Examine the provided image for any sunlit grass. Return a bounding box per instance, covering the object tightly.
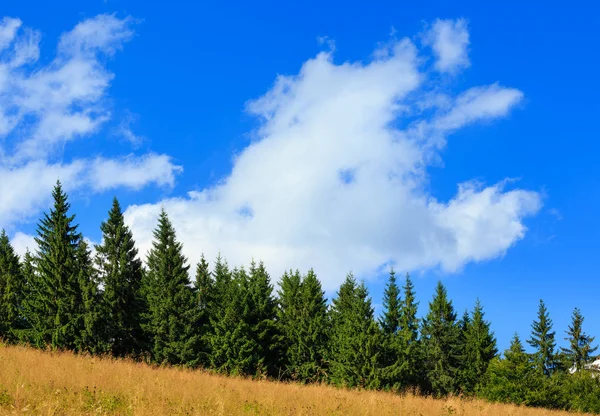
[0,343,589,415]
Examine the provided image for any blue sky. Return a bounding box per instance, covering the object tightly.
[1,0,598,352]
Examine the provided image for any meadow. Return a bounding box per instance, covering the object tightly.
[0,344,590,416]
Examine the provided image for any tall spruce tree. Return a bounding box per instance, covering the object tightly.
[398,273,421,389]
[208,266,255,375]
[0,230,25,341]
[527,299,557,376]
[95,198,147,357]
[561,308,597,371]
[194,254,213,366]
[420,281,461,396]
[246,261,281,377]
[74,239,106,353]
[379,268,403,389]
[278,269,303,378]
[461,299,498,394]
[27,181,83,349]
[142,209,200,365]
[329,274,381,388]
[278,269,329,382]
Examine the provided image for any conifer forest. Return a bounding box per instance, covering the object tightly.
[1,181,599,414]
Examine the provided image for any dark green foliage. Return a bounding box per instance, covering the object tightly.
[379,268,403,389]
[245,261,281,377]
[142,209,200,365]
[561,308,597,372]
[278,269,329,382]
[193,254,213,366]
[95,198,147,357]
[398,273,421,389]
[208,266,255,375]
[460,300,497,394]
[329,274,381,389]
[528,299,557,376]
[26,181,83,349]
[74,240,106,354]
[0,230,25,341]
[420,281,461,396]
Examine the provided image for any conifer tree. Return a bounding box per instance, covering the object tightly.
[461,299,498,394]
[329,274,381,388]
[561,308,597,371]
[0,230,25,341]
[278,269,303,378]
[278,269,329,382]
[194,254,213,366]
[142,209,200,365]
[420,281,460,396]
[246,260,281,377]
[95,198,147,357]
[398,273,421,389]
[379,268,403,389]
[528,299,556,376]
[208,266,255,375]
[27,181,83,349]
[74,239,106,353]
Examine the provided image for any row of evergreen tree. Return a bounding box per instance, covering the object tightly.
[0,182,599,413]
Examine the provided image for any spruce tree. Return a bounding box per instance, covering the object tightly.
[208,266,255,375]
[527,299,556,376]
[74,239,106,353]
[398,273,421,389]
[27,181,82,349]
[278,269,329,382]
[420,281,460,396]
[277,269,303,378]
[461,299,498,394]
[95,198,147,357]
[329,274,381,388]
[379,268,403,389]
[297,269,329,382]
[561,308,597,372]
[142,209,200,365]
[246,260,281,377]
[0,230,25,341]
[194,254,213,366]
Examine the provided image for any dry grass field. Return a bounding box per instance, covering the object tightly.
[0,343,588,416]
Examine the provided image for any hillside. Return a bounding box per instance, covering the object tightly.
[0,344,589,416]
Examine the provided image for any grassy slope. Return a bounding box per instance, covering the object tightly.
[0,344,588,415]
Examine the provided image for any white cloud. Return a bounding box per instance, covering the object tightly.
[88,154,182,191]
[423,18,470,74]
[10,231,36,258]
[0,15,181,232]
[124,27,540,291]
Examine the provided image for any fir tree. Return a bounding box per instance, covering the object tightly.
[561,308,597,371]
[74,239,106,354]
[208,266,255,375]
[27,181,82,349]
[420,281,461,396]
[278,269,329,382]
[329,274,381,388]
[379,268,403,389]
[142,209,200,365]
[194,254,213,366]
[0,230,25,341]
[95,198,147,357]
[528,299,557,376]
[461,299,498,394]
[398,273,421,389]
[277,269,303,378]
[246,260,281,377]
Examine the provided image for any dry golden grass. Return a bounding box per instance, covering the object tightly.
[0,343,586,415]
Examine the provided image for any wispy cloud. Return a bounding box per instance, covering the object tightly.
[124,20,540,290]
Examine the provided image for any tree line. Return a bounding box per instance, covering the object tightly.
[0,181,599,413]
